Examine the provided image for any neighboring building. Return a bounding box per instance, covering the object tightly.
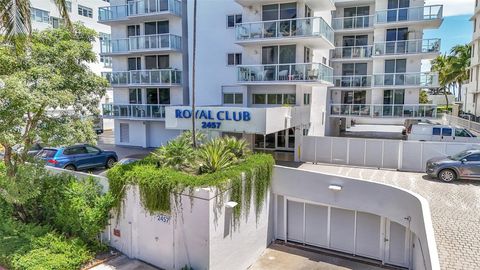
[328,0,442,134]
[30,0,114,131]
[464,1,480,115]
[100,0,444,151]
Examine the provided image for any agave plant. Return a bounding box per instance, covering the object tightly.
[198,139,235,174]
[152,138,195,171]
[221,136,251,159]
[177,130,206,147]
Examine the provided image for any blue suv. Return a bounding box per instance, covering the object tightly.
[37,144,118,171]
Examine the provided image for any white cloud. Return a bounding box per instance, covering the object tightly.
[426,0,474,16]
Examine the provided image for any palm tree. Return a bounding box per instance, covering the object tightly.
[431,54,456,111]
[0,0,71,44]
[449,44,471,101]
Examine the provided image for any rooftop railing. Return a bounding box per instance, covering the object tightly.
[373,39,441,56]
[373,72,439,87]
[235,17,334,44]
[330,104,437,118]
[102,69,182,86]
[332,15,374,30]
[376,5,443,24]
[102,104,167,119]
[98,0,181,21]
[237,63,333,84]
[100,34,181,54]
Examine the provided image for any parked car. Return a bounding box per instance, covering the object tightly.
[408,124,478,142]
[426,149,480,182]
[36,144,117,171]
[13,142,43,157]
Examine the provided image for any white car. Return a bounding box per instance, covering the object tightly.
[408,124,478,142]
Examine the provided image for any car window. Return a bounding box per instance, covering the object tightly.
[432,128,441,135]
[465,154,480,162]
[442,128,452,136]
[37,149,57,158]
[86,146,100,154]
[455,129,471,137]
[64,147,87,155]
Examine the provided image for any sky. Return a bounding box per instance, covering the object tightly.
[424,0,474,54]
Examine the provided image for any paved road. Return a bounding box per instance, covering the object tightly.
[282,162,480,270]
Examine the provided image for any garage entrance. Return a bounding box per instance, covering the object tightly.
[275,195,412,268]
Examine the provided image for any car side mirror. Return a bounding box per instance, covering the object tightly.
[461,159,467,163]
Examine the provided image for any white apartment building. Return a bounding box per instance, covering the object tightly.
[328,0,442,135]
[30,0,114,130]
[464,1,480,115]
[99,0,443,150]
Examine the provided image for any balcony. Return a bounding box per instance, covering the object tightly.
[330,104,437,118]
[100,34,181,55]
[98,0,181,23]
[235,17,334,48]
[376,5,443,28]
[373,72,439,88]
[233,0,334,11]
[102,104,166,120]
[102,69,182,87]
[332,75,372,89]
[331,45,373,60]
[373,39,441,58]
[332,15,374,32]
[237,63,333,85]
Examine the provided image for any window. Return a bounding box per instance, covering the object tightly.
[442,128,452,136]
[99,56,112,67]
[304,93,311,105]
[128,57,141,70]
[145,55,170,69]
[145,21,169,35]
[146,88,170,104]
[223,93,243,105]
[432,128,441,136]
[304,47,311,63]
[78,5,93,18]
[455,129,472,137]
[50,17,61,28]
[227,53,242,66]
[66,1,72,12]
[64,147,87,155]
[31,8,49,23]
[129,89,142,104]
[86,146,100,154]
[252,94,295,105]
[127,25,140,37]
[262,3,297,21]
[227,14,242,28]
[305,5,312,17]
[465,154,480,162]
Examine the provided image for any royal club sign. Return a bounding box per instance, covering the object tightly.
[175,109,251,129]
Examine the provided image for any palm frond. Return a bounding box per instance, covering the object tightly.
[0,0,31,44]
[52,0,72,30]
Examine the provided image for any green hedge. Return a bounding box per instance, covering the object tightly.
[107,153,274,223]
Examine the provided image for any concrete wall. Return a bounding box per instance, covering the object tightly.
[273,166,440,270]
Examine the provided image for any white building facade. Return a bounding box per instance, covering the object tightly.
[328,0,442,134]
[30,0,114,130]
[100,0,444,150]
[464,1,480,115]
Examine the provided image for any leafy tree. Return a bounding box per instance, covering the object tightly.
[0,24,108,178]
[419,90,429,104]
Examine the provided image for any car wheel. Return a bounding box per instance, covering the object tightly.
[64,165,76,171]
[106,157,116,169]
[438,169,456,182]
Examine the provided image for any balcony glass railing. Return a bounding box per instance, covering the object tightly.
[373,39,441,56]
[331,45,373,59]
[373,72,439,87]
[330,104,437,118]
[98,0,181,21]
[333,75,372,88]
[102,69,182,86]
[376,5,443,24]
[237,63,333,84]
[235,17,334,44]
[100,34,181,54]
[332,15,374,30]
[102,104,167,119]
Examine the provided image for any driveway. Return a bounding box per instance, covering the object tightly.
[89,255,159,270]
[280,162,480,270]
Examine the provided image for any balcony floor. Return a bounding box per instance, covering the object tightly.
[236,35,334,50]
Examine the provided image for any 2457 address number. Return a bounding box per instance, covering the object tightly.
[201,122,221,129]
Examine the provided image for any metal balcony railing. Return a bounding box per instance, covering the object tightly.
[373,39,441,56]
[373,72,439,87]
[235,17,333,44]
[102,104,167,119]
[376,5,443,24]
[330,104,438,118]
[102,69,182,86]
[237,63,333,84]
[333,75,372,88]
[98,0,181,21]
[332,15,374,30]
[100,34,181,54]
[331,45,373,59]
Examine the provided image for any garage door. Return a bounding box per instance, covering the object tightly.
[278,196,410,268]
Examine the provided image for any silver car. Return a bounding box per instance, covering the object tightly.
[426,149,480,182]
